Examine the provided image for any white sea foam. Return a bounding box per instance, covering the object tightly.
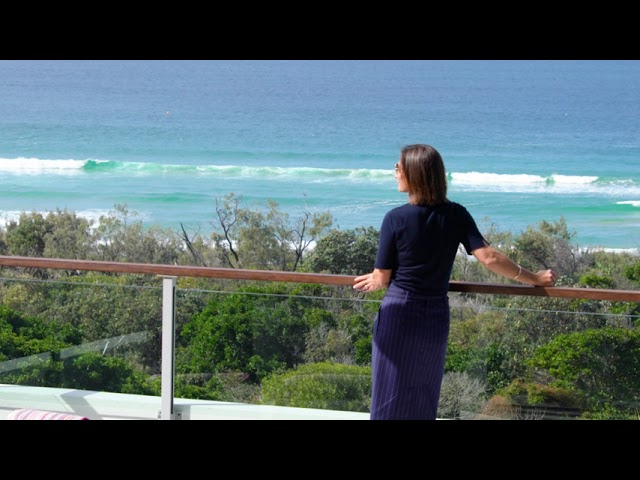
[452,172,544,187]
[448,171,640,196]
[0,157,90,174]
[1,157,637,196]
[451,171,600,187]
[549,174,599,184]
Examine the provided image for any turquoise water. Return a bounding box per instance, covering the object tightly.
[0,60,639,250]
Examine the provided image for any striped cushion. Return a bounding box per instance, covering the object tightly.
[8,408,89,420]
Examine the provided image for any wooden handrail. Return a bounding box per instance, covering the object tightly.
[1,255,640,302]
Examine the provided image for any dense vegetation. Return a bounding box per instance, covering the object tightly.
[1,195,640,419]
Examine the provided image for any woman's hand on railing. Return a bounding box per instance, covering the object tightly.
[532,269,557,287]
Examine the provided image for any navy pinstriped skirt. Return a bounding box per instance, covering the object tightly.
[370,283,450,420]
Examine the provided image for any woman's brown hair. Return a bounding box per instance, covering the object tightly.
[399,144,449,205]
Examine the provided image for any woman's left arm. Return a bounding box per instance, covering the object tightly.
[472,245,556,287]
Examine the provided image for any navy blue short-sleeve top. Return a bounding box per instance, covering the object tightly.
[374,201,487,294]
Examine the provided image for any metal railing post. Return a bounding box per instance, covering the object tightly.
[160,276,179,420]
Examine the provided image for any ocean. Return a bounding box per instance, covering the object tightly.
[0,60,639,251]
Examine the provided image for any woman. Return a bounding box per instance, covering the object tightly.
[353,144,557,420]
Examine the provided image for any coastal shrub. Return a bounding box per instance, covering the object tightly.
[527,327,640,410]
[0,351,155,395]
[304,323,353,364]
[261,361,371,412]
[579,403,639,420]
[59,352,154,394]
[303,307,375,366]
[445,309,511,394]
[625,260,640,284]
[571,274,639,321]
[497,379,585,417]
[0,304,80,360]
[2,207,640,406]
[0,305,152,394]
[171,372,260,403]
[0,228,8,254]
[346,312,374,365]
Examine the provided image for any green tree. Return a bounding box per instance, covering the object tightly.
[92,204,182,264]
[178,283,310,381]
[209,193,242,268]
[5,211,52,258]
[236,201,291,270]
[305,226,379,275]
[42,208,95,260]
[209,193,333,271]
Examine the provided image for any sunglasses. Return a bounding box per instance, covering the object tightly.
[394,163,401,173]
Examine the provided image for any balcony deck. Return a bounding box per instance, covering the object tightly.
[2,256,640,421]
